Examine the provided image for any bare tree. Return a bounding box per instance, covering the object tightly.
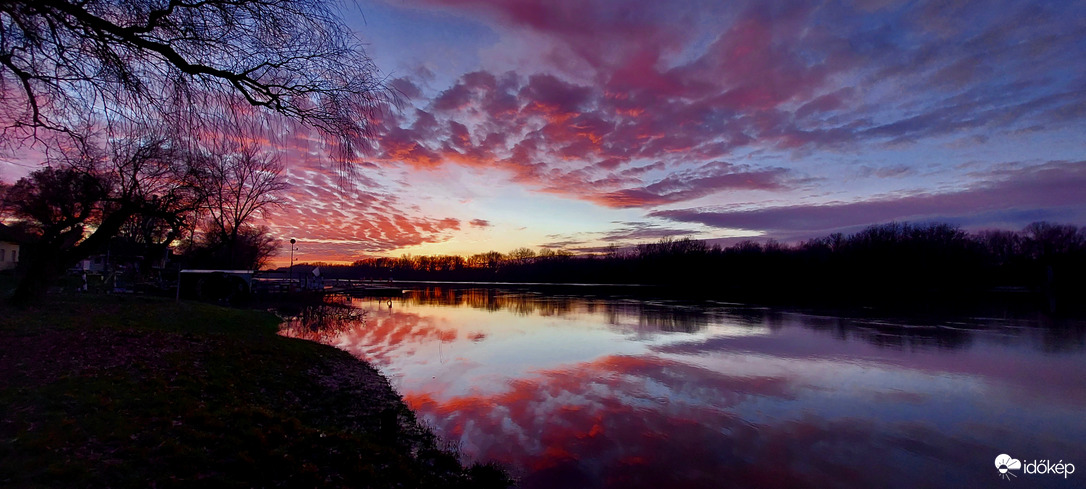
[184,223,279,270]
[1023,221,1084,260]
[3,132,204,303]
[116,211,185,270]
[508,247,536,265]
[195,142,288,267]
[2,165,107,248]
[0,0,387,161]
[1,0,388,302]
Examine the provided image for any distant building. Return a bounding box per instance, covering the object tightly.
[0,223,28,272]
[71,249,162,274]
[0,240,17,271]
[72,254,109,273]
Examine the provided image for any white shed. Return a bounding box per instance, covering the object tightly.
[0,241,18,271]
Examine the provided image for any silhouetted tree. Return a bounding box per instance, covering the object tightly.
[116,211,185,270]
[1023,222,1084,261]
[326,220,1086,311]
[1,167,105,297]
[469,251,504,270]
[508,247,536,265]
[3,133,203,303]
[195,142,287,268]
[1020,222,1086,308]
[730,240,764,255]
[184,224,278,270]
[1,0,387,301]
[1,167,107,244]
[1,0,387,161]
[975,230,1023,265]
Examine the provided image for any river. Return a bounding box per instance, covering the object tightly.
[281,287,1086,488]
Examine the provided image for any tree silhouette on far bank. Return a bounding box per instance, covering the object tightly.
[317,221,1086,312]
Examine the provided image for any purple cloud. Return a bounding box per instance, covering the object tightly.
[366,1,1086,211]
[651,160,1086,238]
[583,161,793,208]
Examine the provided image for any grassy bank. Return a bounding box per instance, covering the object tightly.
[0,295,510,488]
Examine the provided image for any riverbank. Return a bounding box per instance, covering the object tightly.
[0,295,510,488]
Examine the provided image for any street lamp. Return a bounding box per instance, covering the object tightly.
[289,238,297,287]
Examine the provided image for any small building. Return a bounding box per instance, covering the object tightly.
[73,254,109,273]
[0,240,18,271]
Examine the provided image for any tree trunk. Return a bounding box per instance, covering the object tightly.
[228,226,239,269]
[10,246,65,307]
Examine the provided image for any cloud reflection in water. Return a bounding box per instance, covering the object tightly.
[283,289,1086,489]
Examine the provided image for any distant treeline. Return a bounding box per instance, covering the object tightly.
[301,221,1086,311]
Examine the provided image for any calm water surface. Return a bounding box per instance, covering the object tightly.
[282,288,1086,488]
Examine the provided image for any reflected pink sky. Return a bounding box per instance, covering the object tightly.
[282,289,1086,488]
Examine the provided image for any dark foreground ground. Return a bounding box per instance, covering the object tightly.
[0,295,511,488]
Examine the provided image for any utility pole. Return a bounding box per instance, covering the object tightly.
[289,238,297,289]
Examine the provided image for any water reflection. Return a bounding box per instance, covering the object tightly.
[281,288,1086,489]
[277,296,365,343]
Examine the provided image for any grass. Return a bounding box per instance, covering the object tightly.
[0,294,511,488]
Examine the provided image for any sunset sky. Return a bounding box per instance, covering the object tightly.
[4,0,1086,266]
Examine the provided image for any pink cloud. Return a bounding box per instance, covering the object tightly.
[263,0,1086,262]
[577,161,792,209]
[519,74,592,115]
[267,167,465,262]
[389,77,423,100]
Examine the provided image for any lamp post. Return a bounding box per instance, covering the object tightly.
[289,238,297,288]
